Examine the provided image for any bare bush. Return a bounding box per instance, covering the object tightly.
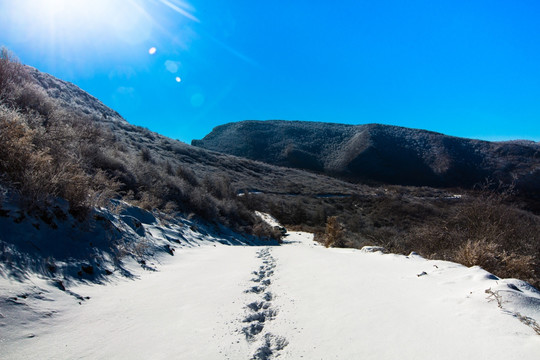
[176,165,199,186]
[402,191,539,287]
[203,175,235,200]
[0,46,341,239]
[0,108,56,209]
[454,239,500,269]
[0,53,121,216]
[0,48,30,103]
[501,253,536,281]
[140,148,153,162]
[88,170,121,208]
[324,216,345,248]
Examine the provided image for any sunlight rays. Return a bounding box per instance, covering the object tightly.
[5,0,199,57]
[157,0,200,23]
[7,0,154,58]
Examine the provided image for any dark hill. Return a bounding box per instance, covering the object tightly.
[192,120,540,192]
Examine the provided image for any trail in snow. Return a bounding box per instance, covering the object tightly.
[242,247,288,360]
[2,225,540,359]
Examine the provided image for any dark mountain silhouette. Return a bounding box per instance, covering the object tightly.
[192,120,540,192]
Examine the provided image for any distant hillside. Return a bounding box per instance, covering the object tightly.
[192,120,540,192]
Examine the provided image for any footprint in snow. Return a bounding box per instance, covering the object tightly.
[240,247,288,358]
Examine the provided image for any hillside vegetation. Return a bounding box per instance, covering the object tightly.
[193,120,540,193]
[1,48,539,288]
[0,48,281,238]
[193,122,540,287]
[239,182,540,287]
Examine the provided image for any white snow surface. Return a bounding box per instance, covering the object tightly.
[255,211,281,228]
[2,214,540,359]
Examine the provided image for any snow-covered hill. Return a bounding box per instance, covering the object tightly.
[2,213,539,359]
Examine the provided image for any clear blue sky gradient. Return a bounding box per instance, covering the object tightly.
[1,0,539,143]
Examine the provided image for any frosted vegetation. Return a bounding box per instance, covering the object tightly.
[0,48,281,238]
[1,46,539,287]
[1,47,540,358]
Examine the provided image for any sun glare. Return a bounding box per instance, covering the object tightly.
[1,0,201,66]
[9,0,154,55]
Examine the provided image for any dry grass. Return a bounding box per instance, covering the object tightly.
[323,216,345,248]
[486,288,540,336]
[515,313,540,335]
[252,186,540,288]
[404,192,540,286]
[454,240,500,269]
[0,47,281,239]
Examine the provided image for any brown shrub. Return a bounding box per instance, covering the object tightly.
[0,108,35,179]
[0,108,57,209]
[0,48,30,103]
[88,170,121,209]
[203,175,235,200]
[324,216,346,248]
[176,165,199,186]
[251,220,283,241]
[501,253,536,282]
[0,98,119,215]
[454,239,500,269]
[134,192,162,211]
[401,192,540,287]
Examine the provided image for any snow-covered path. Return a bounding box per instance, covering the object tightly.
[2,246,260,359]
[2,231,540,359]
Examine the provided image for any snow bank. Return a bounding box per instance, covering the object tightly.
[1,211,540,359]
[269,232,540,359]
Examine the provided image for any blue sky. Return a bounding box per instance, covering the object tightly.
[1,0,539,143]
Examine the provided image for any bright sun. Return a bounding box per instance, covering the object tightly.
[1,0,199,72]
[11,0,153,52]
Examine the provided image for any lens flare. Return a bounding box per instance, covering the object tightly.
[158,0,199,23]
[165,60,180,73]
[149,47,157,55]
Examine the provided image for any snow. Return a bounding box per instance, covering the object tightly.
[271,233,540,359]
[1,246,258,359]
[255,211,281,228]
[2,213,540,359]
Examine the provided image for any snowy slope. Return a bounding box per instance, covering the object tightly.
[272,233,540,359]
[1,216,540,359]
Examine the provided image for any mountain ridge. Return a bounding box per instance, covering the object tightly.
[192,120,540,192]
